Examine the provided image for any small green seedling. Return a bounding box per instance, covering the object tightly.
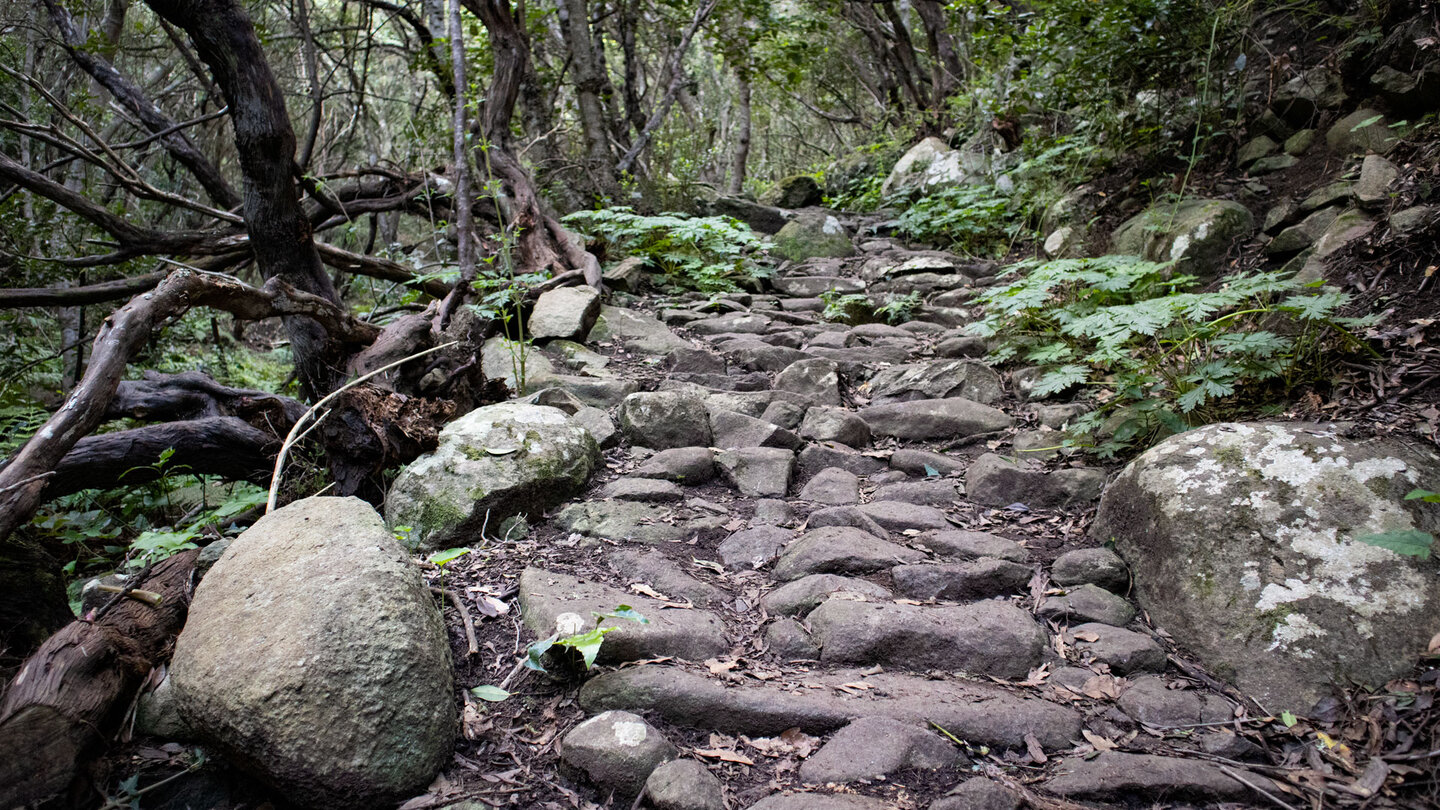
[524,605,649,674]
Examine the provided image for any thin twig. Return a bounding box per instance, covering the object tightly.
[433,586,479,657]
[0,470,54,495]
[1219,765,1299,810]
[265,341,457,511]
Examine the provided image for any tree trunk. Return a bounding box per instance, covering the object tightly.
[438,0,477,329]
[728,65,751,195]
[558,0,620,200]
[141,0,344,398]
[915,0,966,96]
[615,0,719,175]
[0,550,200,808]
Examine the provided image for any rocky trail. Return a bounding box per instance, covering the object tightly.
[324,209,1423,810]
[111,147,1440,810]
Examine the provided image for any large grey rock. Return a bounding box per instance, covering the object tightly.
[775,358,842,406]
[646,760,725,810]
[867,360,1003,405]
[799,467,861,505]
[385,403,599,550]
[710,409,802,450]
[1111,200,1256,280]
[579,665,1082,751]
[528,286,602,342]
[773,212,855,262]
[1092,422,1440,709]
[632,447,716,484]
[1037,584,1136,627]
[518,569,727,663]
[872,479,961,505]
[553,501,688,544]
[560,711,676,798]
[932,779,1020,810]
[619,391,712,449]
[773,527,926,580]
[859,398,1012,441]
[608,549,725,607]
[772,276,865,297]
[917,530,1029,563]
[601,477,685,502]
[716,447,796,496]
[890,559,1033,601]
[1051,548,1129,591]
[171,498,454,809]
[1327,108,1398,155]
[799,717,955,784]
[763,174,824,208]
[481,336,557,394]
[889,449,967,477]
[589,305,693,355]
[1296,207,1378,282]
[800,443,886,477]
[855,501,950,531]
[762,575,893,617]
[883,136,986,196]
[1355,154,1399,208]
[808,599,1046,679]
[706,195,789,234]
[1070,623,1166,675]
[719,526,796,571]
[1046,752,1267,802]
[799,407,871,448]
[1272,66,1347,126]
[966,454,1106,508]
[1118,676,1232,728]
[1266,206,1339,255]
[750,795,890,810]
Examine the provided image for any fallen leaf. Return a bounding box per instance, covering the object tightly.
[1073,630,1100,642]
[630,583,666,599]
[693,747,755,765]
[1429,630,1440,654]
[1080,675,1122,700]
[706,658,738,676]
[1081,729,1118,751]
[1024,733,1048,764]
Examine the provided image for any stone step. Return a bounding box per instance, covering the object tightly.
[577,665,1082,751]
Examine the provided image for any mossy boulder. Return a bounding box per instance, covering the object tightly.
[1110,199,1255,280]
[1092,422,1440,711]
[761,174,823,209]
[772,211,854,262]
[385,402,599,550]
[171,497,455,808]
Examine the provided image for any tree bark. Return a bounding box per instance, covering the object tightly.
[729,65,751,195]
[0,550,199,808]
[915,0,966,97]
[141,0,344,397]
[438,0,477,330]
[558,0,620,200]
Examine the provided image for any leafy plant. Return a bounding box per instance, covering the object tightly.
[1352,489,1440,560]
[894,184,1013,256]
[523,605,649,675]
[968,255,1380,456]
[821,290,922,326]
[563,207,767,292]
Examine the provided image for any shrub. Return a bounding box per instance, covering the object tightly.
[968,255,1379,456]
[563,207,767,292]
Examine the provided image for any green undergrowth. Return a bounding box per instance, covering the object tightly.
[969,255,1380,457]
[820,290,922,327]
[563,207,768,292]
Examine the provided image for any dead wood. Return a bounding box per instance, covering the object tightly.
[0,550,199,808]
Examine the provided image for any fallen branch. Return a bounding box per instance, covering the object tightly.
[433,587,480,658]
[0,550,199,808]
[0,271,167,309]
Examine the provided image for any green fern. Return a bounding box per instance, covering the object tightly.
[969,255,1377,456]
[563,207,767,293]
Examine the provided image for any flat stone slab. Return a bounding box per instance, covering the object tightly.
[718,526,796,571]
[890,559,1033,601]
[855,501,951,531]
[798,717,955,784]
[762,574,893,617]
[716,447,796,497]
[608,549,726,608]
[552,501,689,544]
[1070,622,1166,675]
[859,398,1012,441]
[602,478,685,502]
[772,527,926,581]
[871,479,961,505]
[749,795,891,810]
[808,599,1045,679]
[1044,752,1268,802]
[578,665,1082,751]
[916,530,1029,563]
[518,568,727,664]
[798,468,861,505]
[1037,584,1136,626]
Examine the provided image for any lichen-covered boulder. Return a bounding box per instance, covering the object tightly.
[761,174,823,209]
[772,212,854,262]
[1111,199,1255,280]
[882,136,987,196]
[1092,422,1440,710]
[171,498,455,809]
[386,402,599,550]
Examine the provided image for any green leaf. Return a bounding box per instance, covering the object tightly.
[1033,364,1089,397]
[1351,114,1384,132]
[923,464,940,478]
[1280,711,1298,728]
[523,635,556,672]
[1352,530,1435,559]
[1404,489,1440,503]
[428,547,471,567]
[556,627,615,669]
[598,605,650,625]
[469,685,510,702]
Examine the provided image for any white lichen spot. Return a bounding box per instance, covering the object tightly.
[822,216,843,235]
[1240,564,1261,592]
[1267,613,1326,656]
[1169,233,1192,261]
[612,720,648,747]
